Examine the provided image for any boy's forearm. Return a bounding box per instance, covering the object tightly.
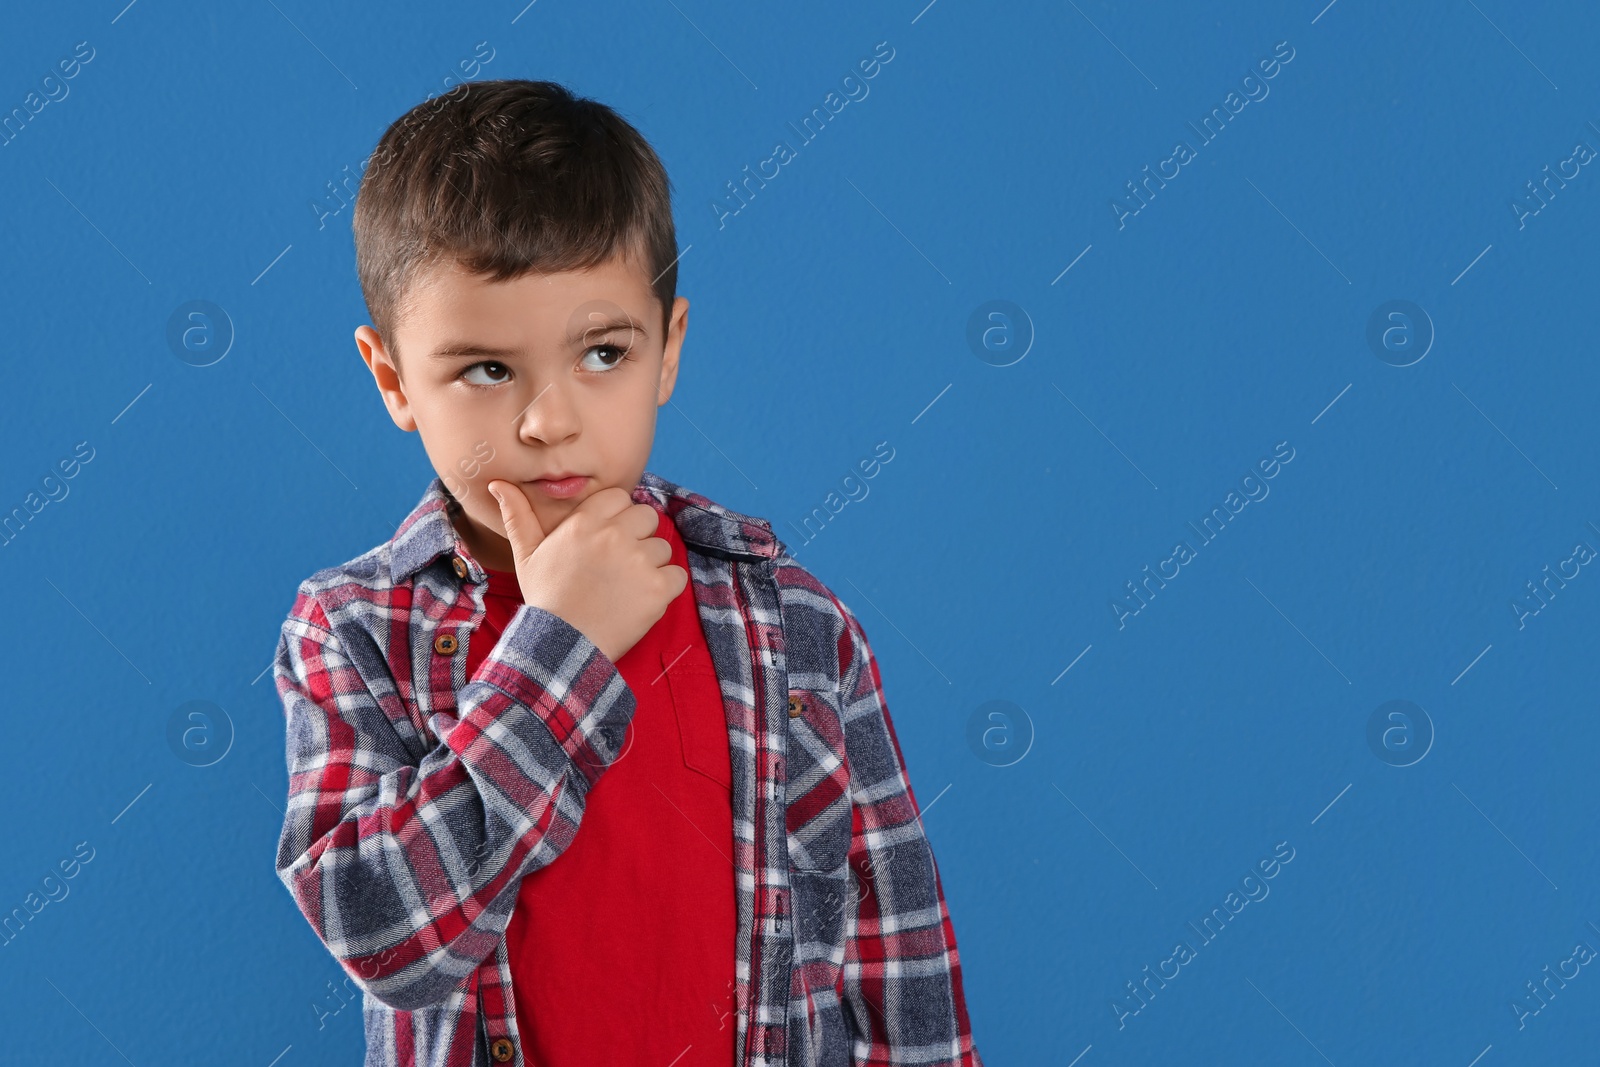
[273,594,635,1011]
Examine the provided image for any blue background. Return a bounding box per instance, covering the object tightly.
[2,0,1597,1063]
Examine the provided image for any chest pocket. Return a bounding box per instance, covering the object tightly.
[783,688,852,872]
[660,650,734,790]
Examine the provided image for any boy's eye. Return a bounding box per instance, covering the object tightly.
[460,361,511,386]
[580,344,631,372]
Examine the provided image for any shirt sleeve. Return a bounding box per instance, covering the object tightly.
[271,584,636,1012]
[832,599,983,1066]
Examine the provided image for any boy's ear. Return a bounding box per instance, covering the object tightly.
[355,325,417,432]
[657,296,689,406]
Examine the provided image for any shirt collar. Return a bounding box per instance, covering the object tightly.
[390,470,780,585]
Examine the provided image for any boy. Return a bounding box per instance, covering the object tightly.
[271,78,981,1067]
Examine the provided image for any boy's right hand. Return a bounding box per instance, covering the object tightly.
[485,480,688,665]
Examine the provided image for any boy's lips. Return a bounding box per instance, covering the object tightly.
[527,475,588,499]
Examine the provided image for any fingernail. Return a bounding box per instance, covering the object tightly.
[487,485,502,504]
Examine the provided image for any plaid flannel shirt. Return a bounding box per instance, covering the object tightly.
[272,470,982,1067]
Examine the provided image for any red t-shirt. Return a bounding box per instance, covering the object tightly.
[464,508,738,1066]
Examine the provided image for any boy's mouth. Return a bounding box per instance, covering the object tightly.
[527,475,588,499]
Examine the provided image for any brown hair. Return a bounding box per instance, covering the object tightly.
[352,79,678,370]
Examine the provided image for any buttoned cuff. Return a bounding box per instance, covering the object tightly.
[470,603,636,788]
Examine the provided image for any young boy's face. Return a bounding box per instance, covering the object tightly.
[355,249,688,573]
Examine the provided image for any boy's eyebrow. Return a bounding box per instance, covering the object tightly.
[428,316,647,361]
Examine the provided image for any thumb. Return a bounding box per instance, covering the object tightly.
[486,480,546,563]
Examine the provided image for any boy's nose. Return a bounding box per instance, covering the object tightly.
[513,382,580,445]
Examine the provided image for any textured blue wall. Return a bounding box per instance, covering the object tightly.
[2,1,1597,1063]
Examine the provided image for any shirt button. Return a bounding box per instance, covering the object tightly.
[787,695,802,718]
[451,555,469,579]
[434,633,459,656]
[490,1037,515,1062]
